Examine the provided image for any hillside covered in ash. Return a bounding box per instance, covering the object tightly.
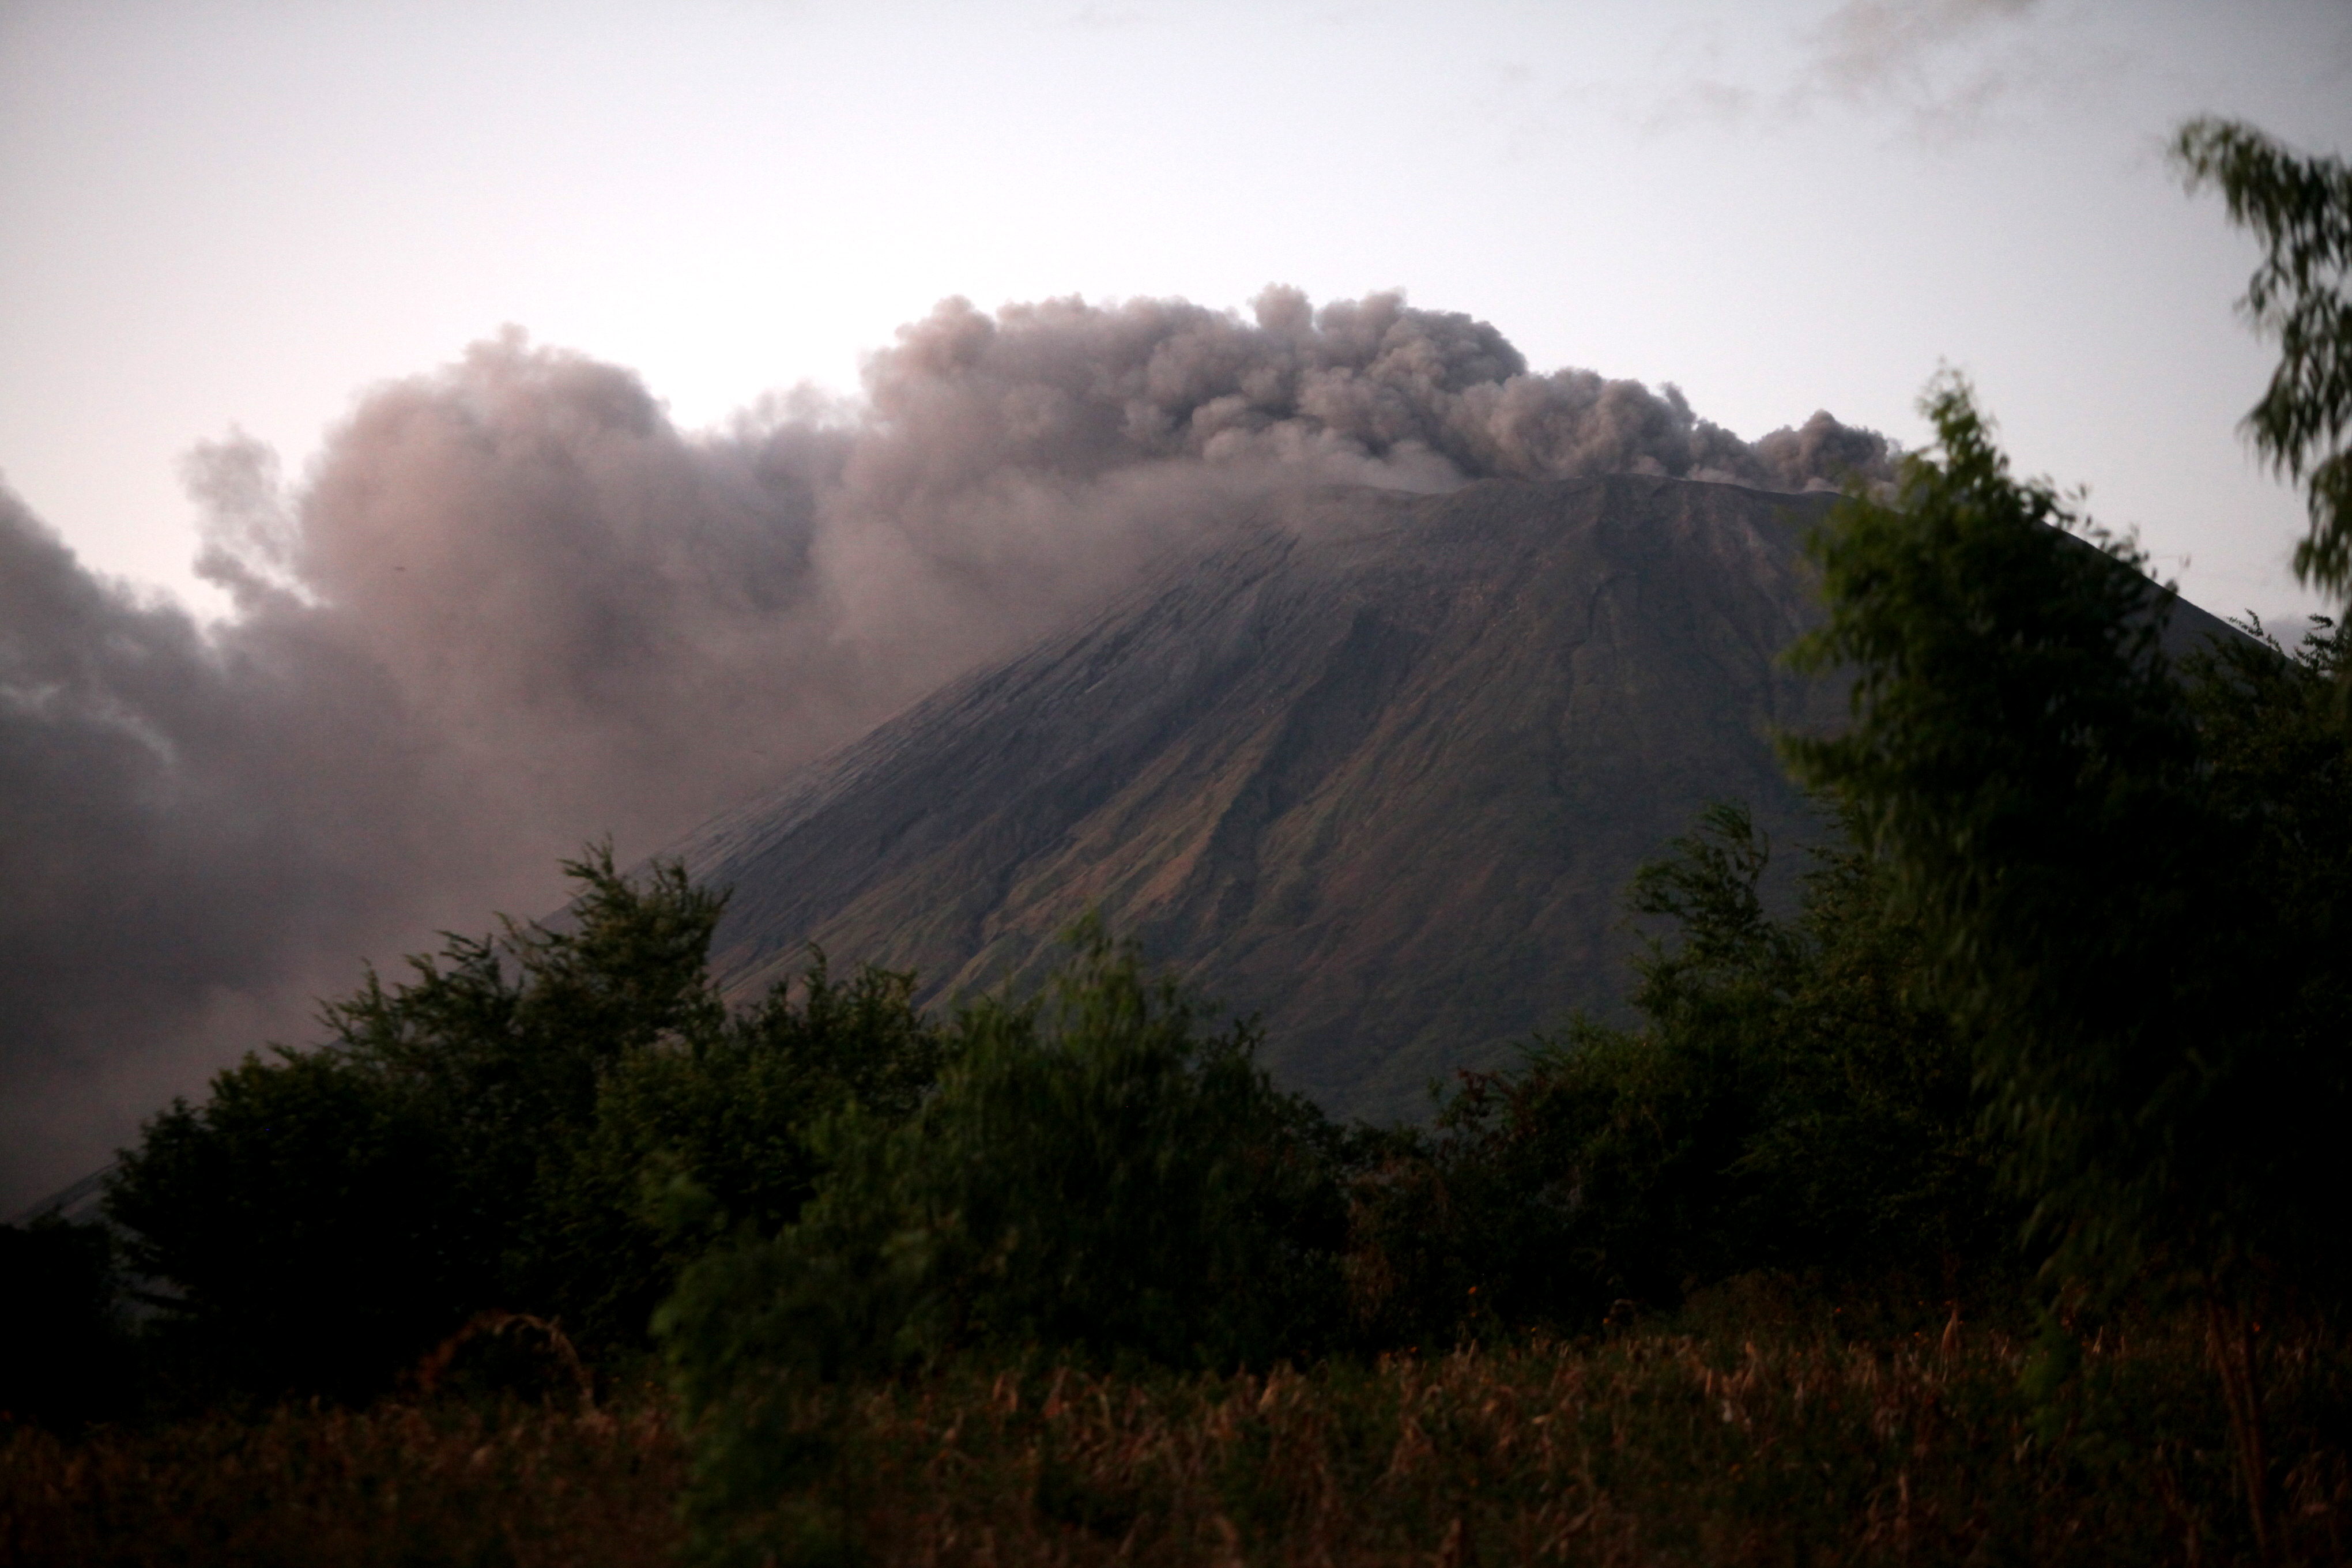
[681,476,1831,1116]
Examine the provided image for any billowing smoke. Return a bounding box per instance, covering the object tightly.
[0,288,1891,1209]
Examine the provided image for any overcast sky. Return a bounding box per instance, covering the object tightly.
[5,0,2349,628]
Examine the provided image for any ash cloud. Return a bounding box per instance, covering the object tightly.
[1648,0,2052,145]
[1810,0,2040,100]
[0,289,1890,1209]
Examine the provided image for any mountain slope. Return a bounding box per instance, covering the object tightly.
[670,474,2236,1122]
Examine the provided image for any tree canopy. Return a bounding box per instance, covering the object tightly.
[1785,374,2352,1316]
[2173,117,2352,603]
[104,847,949,1399]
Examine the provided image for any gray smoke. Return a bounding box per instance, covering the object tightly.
[0,289,1891,1209]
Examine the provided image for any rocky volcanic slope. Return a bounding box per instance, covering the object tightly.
[669,474,2234,1124]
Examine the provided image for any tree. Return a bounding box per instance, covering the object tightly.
[1343,801,2000,1347]
[316,844,731,1311]
[1784,374,2352,1555]
[657,919,1350,1567]
[546,951,948,1350]
[2172,118,2352,603]
[105,847,951,1397]
[107,1047,467,1400]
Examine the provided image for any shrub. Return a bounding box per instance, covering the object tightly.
[659,919,1351,1566]
[107,1048,468,1401]
[1345,802,2007,1345]
[104,849,948,1401]
[545,952,947,1351]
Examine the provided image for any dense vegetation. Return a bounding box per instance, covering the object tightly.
[78,851,948,1404]
[1343,799,2007,1354]
[7,769,2043,1407]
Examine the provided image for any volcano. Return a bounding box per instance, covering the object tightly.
[665,474,1852,1120]
[667,474,2241,1122]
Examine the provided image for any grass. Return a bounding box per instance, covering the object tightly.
[1,1393,685,1567]
[7,1304,2348,1566]
[826,1311,2350,1567]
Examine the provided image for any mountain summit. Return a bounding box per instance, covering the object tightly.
[670,474,1884,1120]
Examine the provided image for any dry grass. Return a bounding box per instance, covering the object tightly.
[1,1394,685,1567]
[7,1317,2347,1567]
[834,1320,2351,1567]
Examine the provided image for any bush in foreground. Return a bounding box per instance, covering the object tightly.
[659,918,1350,1565]
[1344,801,2009,1351]
[102,847,947,1403]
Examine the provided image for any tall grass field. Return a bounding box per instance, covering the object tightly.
[9,1303,2346,1566]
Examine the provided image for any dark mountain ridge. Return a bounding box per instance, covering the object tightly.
[672,474,2241,1122]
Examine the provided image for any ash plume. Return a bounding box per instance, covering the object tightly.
[0,288,1890,1209]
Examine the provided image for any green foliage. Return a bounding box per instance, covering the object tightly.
[550,953,947,1350]
[2174,611,2352,1294]
[1347,802,2003,1344]
[104,847,947,1400]
[2173,118,2352,600]
[1784,375,2352,1311]
[658,919,1350,1566]
[107,1047,467,1401]
[318,845,730,1306]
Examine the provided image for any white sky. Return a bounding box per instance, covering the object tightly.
[3,0,2349,627]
